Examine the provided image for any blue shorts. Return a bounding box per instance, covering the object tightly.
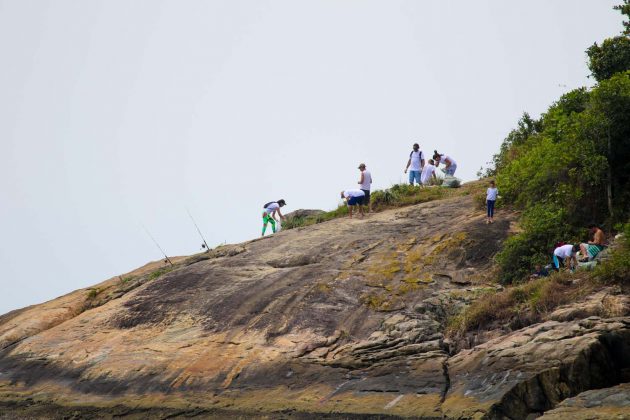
[408,170,421,185]
[347,195,364,206]
[445,164,457,176]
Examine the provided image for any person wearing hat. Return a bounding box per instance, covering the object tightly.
[357,163,373,212]
[261,199,286,236]
[404,143,425,186]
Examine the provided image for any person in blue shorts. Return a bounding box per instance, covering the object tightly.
[404,143,425,186]
[341,189,365,219]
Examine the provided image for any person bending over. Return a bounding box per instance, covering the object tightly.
[553,243,579,271]
[433,151,457,176]
[261,199,286,236]
[341,189,365,219]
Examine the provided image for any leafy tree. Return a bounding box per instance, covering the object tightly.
[586,37,630,82]
[614,0,630,35]
[586,2,630,81]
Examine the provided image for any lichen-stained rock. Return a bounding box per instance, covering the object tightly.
[0,194,515,418]
[540,383,630,419]
[443,317,630,419]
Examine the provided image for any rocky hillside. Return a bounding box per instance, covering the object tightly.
[1,190,628,419]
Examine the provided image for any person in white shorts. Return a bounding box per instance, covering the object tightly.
[340,189,366,219]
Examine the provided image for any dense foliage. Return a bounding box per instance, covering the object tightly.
[485,3,630,284]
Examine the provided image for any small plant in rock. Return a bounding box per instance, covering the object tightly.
[86,288,99,299]
[149,267,172,281]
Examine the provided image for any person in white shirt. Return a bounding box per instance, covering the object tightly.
[553,244,579,271]
[357,163,373,212]
[433,150,457,176]
[261,199,286,236]
[421,159,437,186]
[486,180,498,224]
[404,143,425,186]
[340,189,365,219]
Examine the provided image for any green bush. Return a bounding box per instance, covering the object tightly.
[594,222,630,285]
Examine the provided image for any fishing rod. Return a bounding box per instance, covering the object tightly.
[141,224,173,266]
[186,208,210,252]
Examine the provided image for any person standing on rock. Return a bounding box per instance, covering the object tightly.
[433,151,457,176]
[261,199,286,236]
[358,163,373,213]
[404,143,425,186]
[341,189,365,219]
[421,159,437,186]
[486,180,498,224]
[553,243,579,271]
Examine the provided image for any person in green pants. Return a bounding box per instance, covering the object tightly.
[262,199,286,236]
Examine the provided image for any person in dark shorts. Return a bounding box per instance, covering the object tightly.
[341,189,366,219]
[358,163,373,212]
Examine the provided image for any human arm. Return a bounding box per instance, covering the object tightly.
[404,159,411,173]
[358,172,364,185]
[277,208,285,221]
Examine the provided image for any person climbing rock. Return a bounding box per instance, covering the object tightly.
[553,243,579,271]
[579,224,606,261]
[421,159,437,186]
[486,180,498,224]
[358,163,373,212]
[404,143,425,186]
[341,189,365,219]
[261,199,286,236]
[433,151,457,176]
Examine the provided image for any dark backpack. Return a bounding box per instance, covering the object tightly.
[263,201,276,209]
[410,150,424,159]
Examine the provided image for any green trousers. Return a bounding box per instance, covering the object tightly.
[262,213,276,235]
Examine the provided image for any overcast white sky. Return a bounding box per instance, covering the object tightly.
[0,1,623,314]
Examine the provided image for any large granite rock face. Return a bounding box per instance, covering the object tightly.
[0,194,628,419]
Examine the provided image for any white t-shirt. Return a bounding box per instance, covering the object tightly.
[554,244,575,259]
[421,164,436,184]
[344,189,365,198]
[360,170,372,190]
[409,150,424,171]
[437,155,456,166]
[487,187,498,201]
[264,202,280,213]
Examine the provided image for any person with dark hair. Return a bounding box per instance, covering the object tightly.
[421,159,437,186]
[486,180,498,224]
[433,150,457,175]
[340,189,365,219]
[579,224,606,261]
[357,163,373,212]
[261,199,286,236]
[553,243,579,271]
[530,264,550,279]
[404,143,425,186]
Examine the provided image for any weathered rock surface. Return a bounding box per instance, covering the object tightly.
[443,317,630,419]
[0,193,628,419]
[540,383,630,419]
